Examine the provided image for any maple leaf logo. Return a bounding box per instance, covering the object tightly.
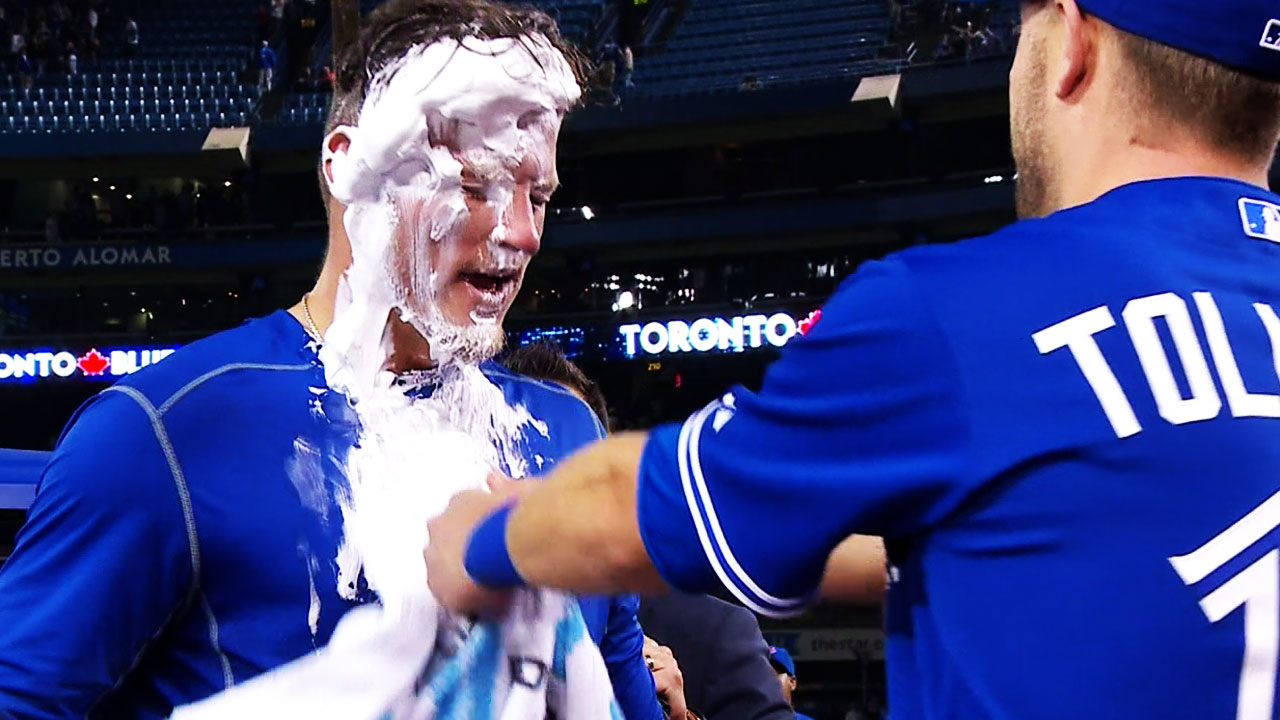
[77,348,110,376]
[798,308,823,336]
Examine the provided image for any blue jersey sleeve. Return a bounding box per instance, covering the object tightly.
[636,257,970,616]
[598,594,662,720]
[0,390,194,718]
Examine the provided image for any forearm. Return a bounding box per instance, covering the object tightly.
[507,432,668,594]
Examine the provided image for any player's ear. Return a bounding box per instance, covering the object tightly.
[322,127,353,190]
[1054,0,1093,102]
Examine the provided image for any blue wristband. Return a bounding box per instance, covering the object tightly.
[463,504,525,589]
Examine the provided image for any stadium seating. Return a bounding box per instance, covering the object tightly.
[631,0,900,96]
[271,0,603,126]
[277,90,330,126]
[1,0,261,134]
[0,0,907,134]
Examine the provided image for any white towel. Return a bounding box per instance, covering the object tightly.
[171,589,621,720]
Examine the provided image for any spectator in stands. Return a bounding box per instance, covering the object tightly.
[257,39,277,93]
[320,64,335,89]
[269,0,286,37]
[64,41,76,74]
[886,0,902,29]
[43,214,59,244]
[295,64,317,91]
[123,16,138,57]
[768,648,815,720]
[14,48,31,87]
[620,45,635,88]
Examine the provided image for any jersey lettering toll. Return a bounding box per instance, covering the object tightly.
[1034,291,1280,438]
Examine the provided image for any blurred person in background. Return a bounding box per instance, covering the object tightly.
[122,16,137,57]
[642,636,695,720]
[257,39,276,93]
[640,593,795,720]
[503,342,609,429]
[767,648,813,720]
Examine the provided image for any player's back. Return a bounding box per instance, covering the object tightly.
[889,177,1280,719]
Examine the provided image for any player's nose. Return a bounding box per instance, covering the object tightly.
[498,192,541,256]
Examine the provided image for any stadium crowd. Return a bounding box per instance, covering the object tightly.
[0,0,137,86]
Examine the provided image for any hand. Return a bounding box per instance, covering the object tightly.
[425,482,521,617]
[644,636,689,719]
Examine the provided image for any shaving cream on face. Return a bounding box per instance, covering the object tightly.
[323,34,579,389]
[308,35,578,622]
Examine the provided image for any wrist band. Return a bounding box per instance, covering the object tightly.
[463,504,525,588]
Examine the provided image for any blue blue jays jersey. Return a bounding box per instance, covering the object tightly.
[637,177,1280,719]
[0,311,658,720]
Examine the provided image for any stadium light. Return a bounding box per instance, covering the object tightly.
[581,206,595,220]
[224,180,233,187]
[92,177,99,183]
[108,185,116,191]
[615,290,636,311]
[125,193,133,200]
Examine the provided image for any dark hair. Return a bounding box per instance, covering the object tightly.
[319,0,589,202]
[1115,29,1280,162]
[503,342,609,431]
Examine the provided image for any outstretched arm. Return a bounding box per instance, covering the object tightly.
[427,433,888,611]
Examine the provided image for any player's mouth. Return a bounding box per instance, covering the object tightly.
[458,267,521,315]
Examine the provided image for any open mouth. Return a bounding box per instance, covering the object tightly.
[459,269,519,300]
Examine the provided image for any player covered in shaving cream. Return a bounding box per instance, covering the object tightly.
[0,1,667,718]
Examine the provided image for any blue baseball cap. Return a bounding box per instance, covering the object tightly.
[768,646,797,676]
[986,0,1280,80]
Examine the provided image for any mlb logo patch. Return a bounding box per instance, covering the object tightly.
[1262,19,1280,52]
[1239,197,1280,243]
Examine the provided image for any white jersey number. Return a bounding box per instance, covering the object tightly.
[1170,490,1280,720]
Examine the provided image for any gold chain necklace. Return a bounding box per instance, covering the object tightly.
[301,292,323,343]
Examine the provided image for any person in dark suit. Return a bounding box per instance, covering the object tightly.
[640,593,796,720]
